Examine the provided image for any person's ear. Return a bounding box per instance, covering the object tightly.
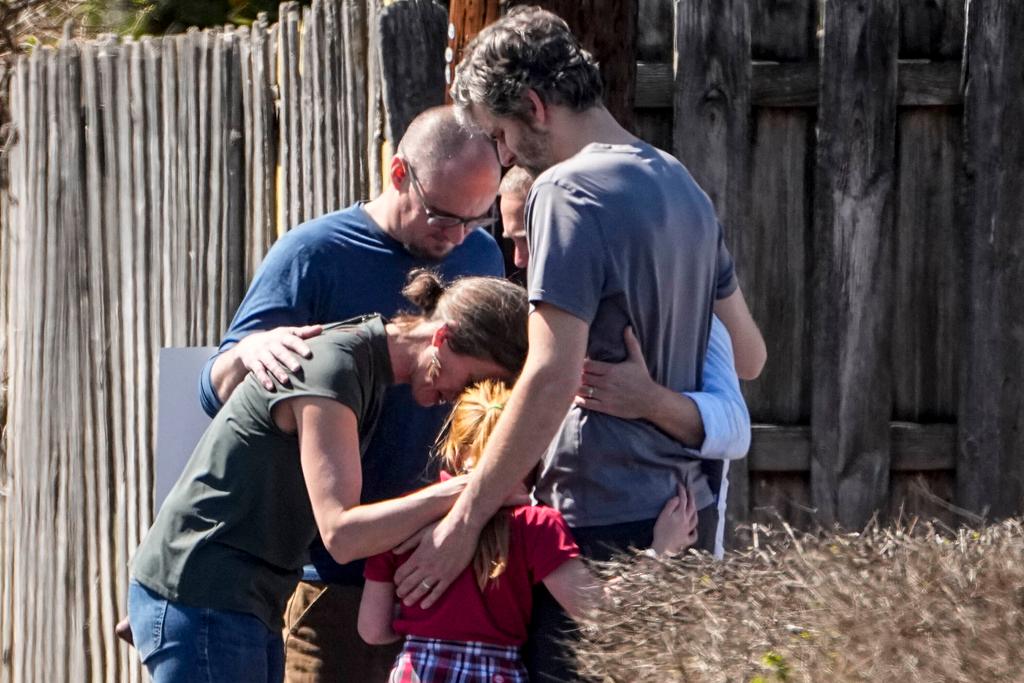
[390,155,408,190]
[524,89,547,127]
[431,324,449,348]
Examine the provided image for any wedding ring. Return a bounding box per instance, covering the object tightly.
[586,386,594,398]
[420,580,433,591]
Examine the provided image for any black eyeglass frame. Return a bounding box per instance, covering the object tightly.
[405,162,499,230]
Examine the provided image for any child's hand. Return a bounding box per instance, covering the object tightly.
[651,484,698,555]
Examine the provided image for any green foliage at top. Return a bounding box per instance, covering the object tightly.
[82,0,313,37]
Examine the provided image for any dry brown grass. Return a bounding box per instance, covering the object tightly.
[575,519,1024,682]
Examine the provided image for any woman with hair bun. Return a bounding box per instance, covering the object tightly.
[127,269,528,683]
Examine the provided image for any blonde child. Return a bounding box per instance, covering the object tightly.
[358,380,697,682]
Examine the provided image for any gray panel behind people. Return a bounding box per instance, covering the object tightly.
[155,348,216,510]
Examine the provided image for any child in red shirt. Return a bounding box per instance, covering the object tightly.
[358,380,698,682]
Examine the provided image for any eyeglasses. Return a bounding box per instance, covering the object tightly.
[406,162,499,230]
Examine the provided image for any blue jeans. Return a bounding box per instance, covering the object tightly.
[128,580,284,683]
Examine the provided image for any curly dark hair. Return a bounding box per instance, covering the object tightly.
[451,6,603,118]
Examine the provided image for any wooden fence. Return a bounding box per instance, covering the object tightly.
[0,1,451,679]
[1,0,1022,680]
[630,0,1023,534]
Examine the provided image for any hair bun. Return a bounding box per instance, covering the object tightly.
[402,269,446,316]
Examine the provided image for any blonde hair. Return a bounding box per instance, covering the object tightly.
[436,379,513,590]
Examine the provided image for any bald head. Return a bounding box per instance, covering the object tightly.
[377,106,501,261]
[499,166,535,270]
[398,105,497,184]
[499,166,535,201]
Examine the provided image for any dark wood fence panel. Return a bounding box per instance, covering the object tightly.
[741,0,819,528]
[631,0,987,534]
[957,0,1024,520]
[888,0,965,522]
[673,0,752,538]
[900,0,965,59]
[811,0,899,528]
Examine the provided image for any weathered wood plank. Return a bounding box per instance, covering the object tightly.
[342,0,371,203]
[900,0,966,60]
[636,0,672,62]
[811,0,899,528]
[280,2,302,229]
[740,108,812,422]
[674,0,751,543]
[378,0,448,147]
[748,423,956,473]
[636,60,963,108]
[299,5,317,221]
[240,17,277,280]
[899,60,962,105]
[216,30,246,333]
[366,0,385,197]
[41,46,62,683]
[0,55,27,682]
[893,108,962,421]
[957,0,1024,519]
[128,38,153,539]
[308,4,326,218]
[81,38,125,681]
[96,34,135,681]
[320,1,341,212]
[751,0,818,61]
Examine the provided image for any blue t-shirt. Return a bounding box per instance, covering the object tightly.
[198,203,504,583]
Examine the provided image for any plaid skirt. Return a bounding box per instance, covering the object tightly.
[388,636,528,683]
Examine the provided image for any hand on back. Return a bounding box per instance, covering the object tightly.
[575,326,654,420]
[235,324,323,390]
[651,484,698,555]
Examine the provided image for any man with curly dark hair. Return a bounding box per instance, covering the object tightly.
[393,7,765,680]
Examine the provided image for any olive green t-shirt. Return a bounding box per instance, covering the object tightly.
[131,315,393,630]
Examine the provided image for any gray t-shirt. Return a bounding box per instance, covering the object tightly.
[527,142,737,527]
[131,316,392,630]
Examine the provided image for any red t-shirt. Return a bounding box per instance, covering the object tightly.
[364,505,580,646]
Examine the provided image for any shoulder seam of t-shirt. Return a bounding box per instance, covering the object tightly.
[527,177,612,317]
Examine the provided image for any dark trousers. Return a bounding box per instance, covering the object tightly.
[524,505,718,682]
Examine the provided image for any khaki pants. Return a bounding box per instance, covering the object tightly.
[283,581,402,683]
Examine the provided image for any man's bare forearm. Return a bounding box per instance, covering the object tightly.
[446,306,588,530]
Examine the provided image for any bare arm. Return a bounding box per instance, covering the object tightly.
[393,305,588,607]
[210,325,323,402]
[714,286,766,380]
[357,580,402,645]
[294,396,466,565]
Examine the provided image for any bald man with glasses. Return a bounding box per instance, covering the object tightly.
[196,106,506,683]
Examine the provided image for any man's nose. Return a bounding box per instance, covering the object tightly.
[443,223,469,245]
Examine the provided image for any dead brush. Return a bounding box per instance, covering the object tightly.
[573,519,1024,682]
